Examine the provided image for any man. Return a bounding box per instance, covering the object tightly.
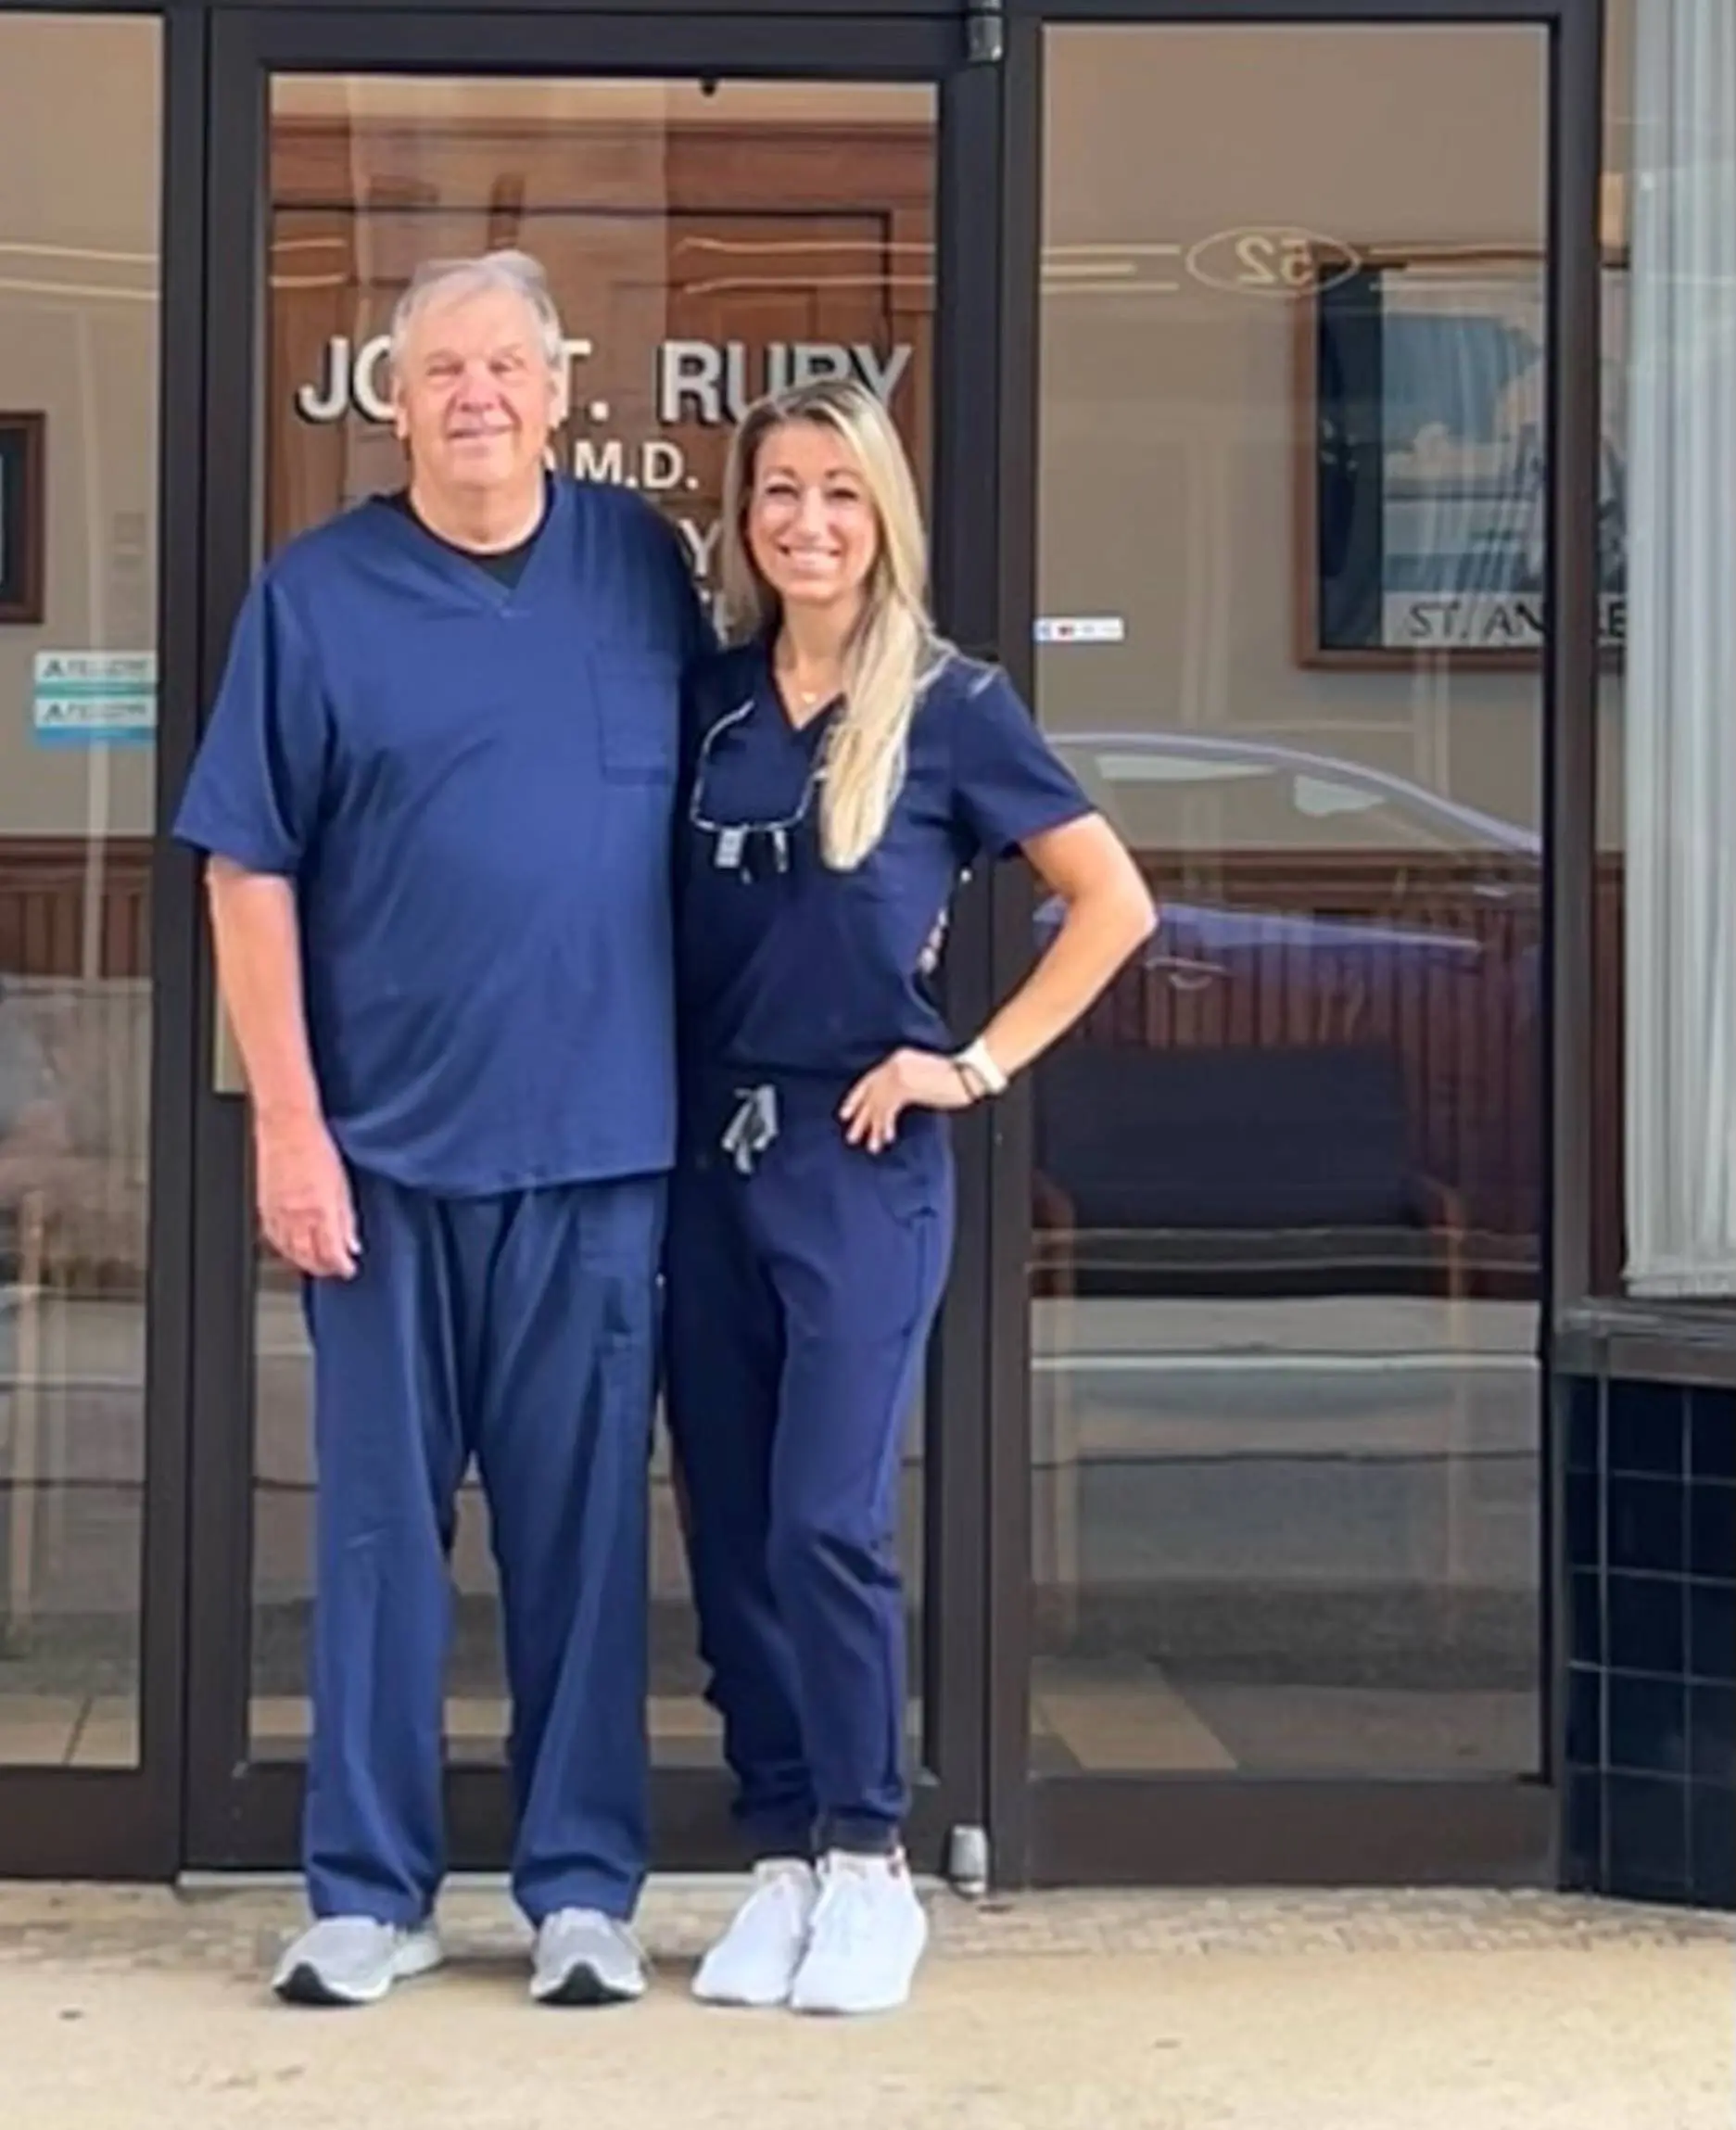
[174,250,707,2008]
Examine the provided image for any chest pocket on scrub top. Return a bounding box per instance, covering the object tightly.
[591,649,680,783]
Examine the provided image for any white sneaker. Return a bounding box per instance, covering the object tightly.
[692,1859,817,2008]
[529,1908,649,2006]
[271,1916,442,2007]
[787,1851,928,2016]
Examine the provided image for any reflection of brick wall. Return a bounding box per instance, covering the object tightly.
[1074,851,1552,1249]
[0,838,152,978]
[0,840,1629,1278]
[0,842,153,1290]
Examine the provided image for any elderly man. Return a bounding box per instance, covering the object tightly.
[174,250,706,2008]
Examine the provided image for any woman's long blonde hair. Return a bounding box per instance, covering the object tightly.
[719,378,947,870]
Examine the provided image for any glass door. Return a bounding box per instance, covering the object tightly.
[184,7,1000,1876]
[0,8,192,1879]
[987,1,1601,1886]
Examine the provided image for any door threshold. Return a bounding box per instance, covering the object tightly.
[176,1867,949,1895]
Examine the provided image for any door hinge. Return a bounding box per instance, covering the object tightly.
[946,1822,991,1894]
[965,0,1005,65]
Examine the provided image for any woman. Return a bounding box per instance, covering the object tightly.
[664,379,1155,2016]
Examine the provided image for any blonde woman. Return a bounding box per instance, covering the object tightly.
[664,379,1154,2015]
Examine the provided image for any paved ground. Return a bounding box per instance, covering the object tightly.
[3,1881,1730,2129]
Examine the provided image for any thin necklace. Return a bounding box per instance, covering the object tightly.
[777,648,840,710]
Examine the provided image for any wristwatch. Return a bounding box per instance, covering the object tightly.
[953,1035,1008,1099]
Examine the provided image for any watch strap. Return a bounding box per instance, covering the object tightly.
[954,1035,1008,1097]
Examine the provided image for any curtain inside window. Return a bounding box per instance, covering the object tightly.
[1623,0,1736,1296]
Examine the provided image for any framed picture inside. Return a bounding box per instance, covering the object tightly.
[1294,247,1626,667]
[0,412,45,625]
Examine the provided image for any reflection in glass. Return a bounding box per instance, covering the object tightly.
[250,74,936,1763]
[1030,25,1545,1780]
[0,16,160,1770]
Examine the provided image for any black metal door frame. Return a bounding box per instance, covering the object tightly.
[181,3,1004,1878]
[0,0,207,1881]
[979,0,1603,1888]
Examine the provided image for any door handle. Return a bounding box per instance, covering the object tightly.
[1158,956,1230,993]
[211,1000,246,1096]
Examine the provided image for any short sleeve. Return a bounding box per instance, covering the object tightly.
[171,572,332,877]
[948,662,1094,864]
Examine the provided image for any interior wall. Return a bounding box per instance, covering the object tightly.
[1035,19,1627,843]
[0,14,159,841]
[263,95,936,590]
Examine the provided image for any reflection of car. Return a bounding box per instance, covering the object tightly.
[1028,730,1544,1274]
[1045,725,1537,903]
[1039,728,1540,981]
[1053,729,1540,855]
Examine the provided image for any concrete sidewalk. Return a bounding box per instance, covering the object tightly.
[3,1882,1731,2130]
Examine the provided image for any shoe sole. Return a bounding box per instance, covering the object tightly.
[788,1932,927,2017]
[273,1939,443,2008]
[531,1961,646,2008]
[788,1990,912,2017]
[692,1980,792,2009]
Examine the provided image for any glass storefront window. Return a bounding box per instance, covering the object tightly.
[1029,24,1546,1779]
[0,15,159,1769]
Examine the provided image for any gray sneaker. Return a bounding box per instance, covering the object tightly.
[272,1916,443,2007]
[529,1908,648,2006]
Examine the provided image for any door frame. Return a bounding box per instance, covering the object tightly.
[181,4,1006,1878]
[980,0,1603,1887]
[0,0,208,1882]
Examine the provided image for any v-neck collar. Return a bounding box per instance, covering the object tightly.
[369,475,568,613]
[754,643,839,750]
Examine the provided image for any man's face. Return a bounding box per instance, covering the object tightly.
[390,285,564,497]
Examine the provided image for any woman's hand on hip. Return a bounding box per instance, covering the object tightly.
[840,1047,974,1153]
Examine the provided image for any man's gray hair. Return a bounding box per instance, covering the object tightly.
[387,249,566,375]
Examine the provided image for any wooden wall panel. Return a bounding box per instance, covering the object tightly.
[265,118,937,550]
[0,840,152,981]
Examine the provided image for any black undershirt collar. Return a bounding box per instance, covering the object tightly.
[381,483,547,590]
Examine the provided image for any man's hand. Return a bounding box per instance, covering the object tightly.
[839,1047,976,1155]
[254,1111,359,1277]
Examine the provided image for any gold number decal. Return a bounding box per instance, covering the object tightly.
[1187,228,1360,298]
[1234,234,1316,288]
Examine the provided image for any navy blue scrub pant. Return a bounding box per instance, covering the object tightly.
[300,1165,665,1928]
[663,1079,954,1858]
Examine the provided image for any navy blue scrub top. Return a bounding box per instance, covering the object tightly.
[173,475,709,1195]
[677,640,1092,1081]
